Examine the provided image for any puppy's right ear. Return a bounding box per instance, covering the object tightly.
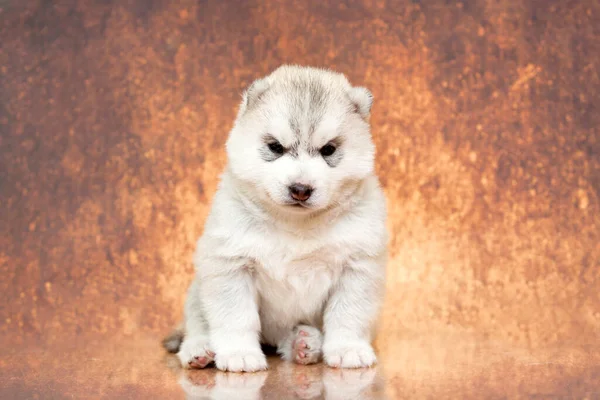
[238,78,270,116]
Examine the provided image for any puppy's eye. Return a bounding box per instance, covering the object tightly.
[320,143,336,157]
[267,141,285,155]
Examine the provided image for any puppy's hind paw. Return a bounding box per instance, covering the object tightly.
[279,325,323,365]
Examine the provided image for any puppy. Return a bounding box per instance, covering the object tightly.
[163,65,387,372]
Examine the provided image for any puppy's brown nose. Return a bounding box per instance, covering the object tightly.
[289,183,313,202]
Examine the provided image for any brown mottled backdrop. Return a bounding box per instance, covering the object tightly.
[1,0,599,380]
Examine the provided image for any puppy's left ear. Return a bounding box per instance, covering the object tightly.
[348,87,374,119]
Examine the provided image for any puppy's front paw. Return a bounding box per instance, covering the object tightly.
[323,340,377,369]
[215,350,267,372]
[178,335,215,369]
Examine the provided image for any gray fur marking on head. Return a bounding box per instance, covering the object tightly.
[283,76,330,141]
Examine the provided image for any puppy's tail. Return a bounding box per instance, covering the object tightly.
[162,323,184,354]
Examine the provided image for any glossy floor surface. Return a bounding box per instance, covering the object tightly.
[1,0,599,398]
[1,332,598,399]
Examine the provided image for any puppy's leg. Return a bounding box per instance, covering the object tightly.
[278,325,323,365]
[200,260,267,372]
[178,280,215,369]
[322,257,385,369]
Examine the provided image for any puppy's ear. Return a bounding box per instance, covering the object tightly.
[348,86,374,119]
[238,78,270,116]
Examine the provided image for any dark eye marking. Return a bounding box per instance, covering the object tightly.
[260,134,289,162]
[320,143,336,157]
[315,138,343,168]
[268,141,285,155]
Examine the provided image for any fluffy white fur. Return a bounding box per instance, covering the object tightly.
[170,65,387,372]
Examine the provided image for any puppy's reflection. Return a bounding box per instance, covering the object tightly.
[179,369,268,400]
[322,368,380,400]
[177,359,381,400]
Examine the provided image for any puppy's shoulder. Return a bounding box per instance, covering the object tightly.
[332,175,387,257]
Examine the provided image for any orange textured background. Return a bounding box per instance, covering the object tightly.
[1,0,599,357]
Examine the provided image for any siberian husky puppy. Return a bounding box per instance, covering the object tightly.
[163,65,387,372]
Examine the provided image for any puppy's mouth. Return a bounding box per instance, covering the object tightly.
[286,201,311,209]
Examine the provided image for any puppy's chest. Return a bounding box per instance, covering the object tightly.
[250,235,347,296]
[261,242,342,276]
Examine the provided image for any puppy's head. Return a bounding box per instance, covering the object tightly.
[226,65,375,213]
